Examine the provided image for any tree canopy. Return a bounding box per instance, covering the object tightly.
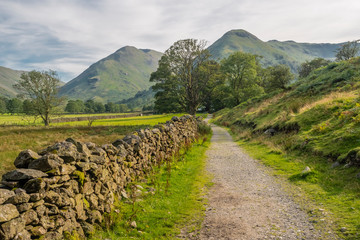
[151,39,222,115]
[298,58,331,78]
[220,52,264,105]
[335,40,359,61]
[14,70,63,126]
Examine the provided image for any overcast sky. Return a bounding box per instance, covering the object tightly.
[1,0,359,81]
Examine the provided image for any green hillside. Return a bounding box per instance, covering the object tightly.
[119,88,155,111]
[0,66,25,98]
[208,29,342,72]
[214,57,360,238]
[59,46,162,103]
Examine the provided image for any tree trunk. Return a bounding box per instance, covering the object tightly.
[189,104,196,116]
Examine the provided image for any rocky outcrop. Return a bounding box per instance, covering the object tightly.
[0,115,201,239]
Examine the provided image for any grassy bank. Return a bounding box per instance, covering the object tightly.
[90,134,212,239]
[213,58,360,239]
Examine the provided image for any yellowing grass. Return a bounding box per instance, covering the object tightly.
[299,91,358,114]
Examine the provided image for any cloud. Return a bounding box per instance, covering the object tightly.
[0,0,359,81]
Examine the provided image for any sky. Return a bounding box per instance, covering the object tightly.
[1,0,359,82]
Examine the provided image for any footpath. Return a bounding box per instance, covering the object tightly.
[198,117,335,239]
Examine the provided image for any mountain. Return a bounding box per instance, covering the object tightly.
[208,29,343,72]
[0,66,25,98]
[59,46,163,103]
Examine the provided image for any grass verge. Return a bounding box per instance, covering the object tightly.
[91,135,212,239]
[235,137,360,239]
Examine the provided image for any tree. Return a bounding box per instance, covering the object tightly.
[93,102,105,113]
[22,99,35,115]
[221,52,264,105]
[0,97,7,114]
[265,64,293,90]
[65,100,85,113]
[14,70,63,126]
[151,39,220,115]
[335,40,359,61]
[6,98,23,114]
[299,58,331,78]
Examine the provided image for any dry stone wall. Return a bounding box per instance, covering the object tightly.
[0,115,200,240]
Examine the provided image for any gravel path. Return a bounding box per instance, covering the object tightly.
[199,121,328,240]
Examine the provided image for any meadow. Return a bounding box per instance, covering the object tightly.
[0,113,195,176]
[0,112,137,125]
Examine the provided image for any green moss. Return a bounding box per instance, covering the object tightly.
[83,198,90,208]
[46,169,59,174]
[63,230,82,240]
[72,170,85,186]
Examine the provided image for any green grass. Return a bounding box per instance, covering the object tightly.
[91,135,212,239]
[53,114,187,127]
[0,112,136,125]
[237,139,360,239]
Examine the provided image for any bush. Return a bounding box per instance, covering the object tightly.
[197,122,212,135]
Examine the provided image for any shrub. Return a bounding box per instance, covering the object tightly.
[197,122,212,135]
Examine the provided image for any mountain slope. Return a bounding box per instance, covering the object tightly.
[0,66,25,98]
[208,29,342,72]
[59,46,162,103]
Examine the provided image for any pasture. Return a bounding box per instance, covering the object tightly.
[0,113,198,176]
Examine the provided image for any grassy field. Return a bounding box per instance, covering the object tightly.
[0,112,137,125]
[0,113,203,176]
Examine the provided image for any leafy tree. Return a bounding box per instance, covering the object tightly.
[65,100,85,113]
[14,70,63,126]
[265,64,293,91]
[22,99,35,115]
[336,40,359,61]
[151,39,220,115]
[6,98,23,114]
[299,58,331,78]
[84,100,95,113]
[221,52,264,105]
[105,102,119,113]
[93,102,105,113]
[118,104,128,113]
[0,97,7,113]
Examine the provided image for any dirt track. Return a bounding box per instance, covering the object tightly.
[198,122,333,240]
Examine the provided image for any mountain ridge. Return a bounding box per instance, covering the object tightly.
[58,46,163,103]
[207,29,343,72]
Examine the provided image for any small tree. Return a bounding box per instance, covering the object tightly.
[0,97,7,114]
[14,70,64,126]
[335,40,359,61]
[298,58,331,78]
[22,99,35,115]
[265,64,293,91]
[6,98,23,114]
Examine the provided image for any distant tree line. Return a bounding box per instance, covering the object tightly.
[64,99,129,113]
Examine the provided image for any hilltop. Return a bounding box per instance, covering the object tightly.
[208,29,342,72]
[59,46,162,103]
